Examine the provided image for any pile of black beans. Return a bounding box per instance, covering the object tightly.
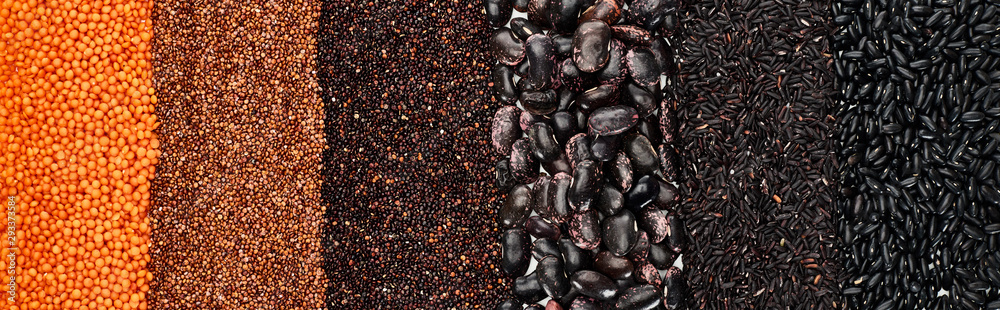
[833,0,1000,309]
[486,0,689,309]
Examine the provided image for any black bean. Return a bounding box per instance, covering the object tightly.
[664,214,687,253]
[560,238,592,274]
[572,20,612,73]
[593,184,624,217]
[500,184,533,228]
[521,88,559,115]
[607,152,634,192]
[492,106,522,155]
[550,0,585,33]
[602,209,638,256]
[570,270,619,301]
[552,34,575,56]
[538,255,572,299]
[596,39,627,86]
[647,242,676,269]
[625,175,659,211]
[593,250,633,280]
[552,112,579,145]
[568,209,602,250]
[653,177,677,210]
[614,284,660,310]
[569,160,605,210]
[588,105,639,136]
[485,0,513,27]
[623,133,659,176]
[526,216,562,239]
[513,272,547,303]
[491,27,525,66]
[502,228,531,277]
[548,172,573,224]
[492,65,520,105]
[576,84,618,112]
[496,299,522,310]
[559,58,596,92]
[510,18,544,41]
[621,82,658,118]
[533,238,562,261]
[662,267,686,310]
[590,134,621,162]
[525,34,556,90]
[529,123,561,162]
[625,46,659,87]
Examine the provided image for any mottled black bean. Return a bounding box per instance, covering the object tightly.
[589,105,640,136]
[552,34,575,56]
[534,238,562,261]
[502,228,532,277]
[626,46,659,87]
[491,27,525,66]
[608,152,634,192]
[496,158,516,193]
[559,58,596,92]
[571,270,619,301]
[510,138,539,183]
[580,0,620,24]
[665,214,687,253]
[569,160,605,210]
[492,106,522,154]
[527,0,552,27]
[637,205,668,243]
[550,0,584,33]
[597,39,627,86]
[496,299,522,310]
[569,209,602,250]
[654,177,677,210]
[538,255,573,299]
[521,89,559,115]
[566,134,594,169]
[573,20,612,73]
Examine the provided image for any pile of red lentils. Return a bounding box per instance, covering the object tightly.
[2,0,157,309]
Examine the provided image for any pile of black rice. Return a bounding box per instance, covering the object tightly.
[675,0,844,308]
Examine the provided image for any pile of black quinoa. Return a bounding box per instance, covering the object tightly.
[318,0,506,308]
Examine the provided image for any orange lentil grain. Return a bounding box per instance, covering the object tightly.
[1,0,156,308]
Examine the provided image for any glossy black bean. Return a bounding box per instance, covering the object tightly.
[590,134,621,162]
[615,285,660,310]
[594,250,633,280]
[622,82,657,117]
[492,65,520,105]
[665,214,687,253]
[636,118,662,145]
[485,0,513,27]
[625,0,668,30]
[589,105,639,136]
[496,299,522,310]
[580,0,620,24]
[569,160,604,210]
[552,112,579,145]
[569,209,602,250]
[529,123,561,162]
[513,0,529,11]
[602,209,638,256]
[560,238,592,275]
[662,267,686,310]
[525,34,556,90]
[607,153,633,192]
[571,270,619,301]
[566,134,594,169]
[552,34,575,56]
[492,106,522,154]
[577,84,618,112]
[637,205,668,243]
[543,153,573,175]
[513,272,547,303]
[502,228,532,277]
[491,28,525,66]
[647,242,676,269]
[573,21,612,73]
[538,255,572,299]
[548,172,573,224]
[654,177,677,210]
[534,238,562,261]
[510,18,544,40]
[550,0,584,33]
[626,46,659,87]
[510,138,540,183]
[625,175,659,211]
[557,88,577,111]
[593,184,624,217]
[496,158,516,193]
[526,216,562,239]
[501,184,533,228]
[623,133,659,176]
[521,89,559,115]
[597,39,627,86]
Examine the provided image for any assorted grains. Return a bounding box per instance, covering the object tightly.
[318,0,506,308]
[1,0,157,309]
[148,0,326,308]
[485,0,690,308]
[833,0,1000,308]
[675,0,843,308]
